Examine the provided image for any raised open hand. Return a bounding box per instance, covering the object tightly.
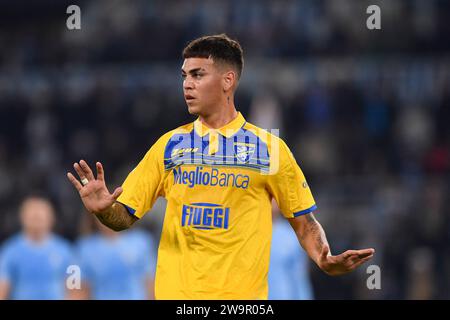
[318,245,375,276]
[67,160,123,215]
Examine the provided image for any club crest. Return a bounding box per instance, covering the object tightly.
[234,143,255,163]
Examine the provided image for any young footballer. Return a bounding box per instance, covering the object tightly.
[67,34,375,299]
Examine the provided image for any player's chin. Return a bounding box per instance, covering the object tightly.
[186,102,201,115]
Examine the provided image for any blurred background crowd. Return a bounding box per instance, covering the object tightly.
[0,0,449,299]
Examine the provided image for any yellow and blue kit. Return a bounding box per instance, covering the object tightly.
[117,112,317,299]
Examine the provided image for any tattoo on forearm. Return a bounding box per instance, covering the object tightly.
[96,203,136,231]
[301,213,327,253]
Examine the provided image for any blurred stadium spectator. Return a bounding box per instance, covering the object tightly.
[74,215,157,300]
[269,199,314,300]
[0,196,73,299]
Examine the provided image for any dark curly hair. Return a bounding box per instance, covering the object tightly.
[182,34,244,79]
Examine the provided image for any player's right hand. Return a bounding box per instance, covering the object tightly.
[67,160,123,215]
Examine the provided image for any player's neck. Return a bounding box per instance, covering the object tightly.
[101,230,119,239]
[199,106,238,129]
[24,231,50,245]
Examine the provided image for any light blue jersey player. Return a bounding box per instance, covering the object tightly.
[269,200,314,300]
[76,221,156,300]
[0,196,73,300]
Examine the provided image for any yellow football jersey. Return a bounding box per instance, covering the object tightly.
[117,112,317,299]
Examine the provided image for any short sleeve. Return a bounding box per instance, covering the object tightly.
[117,133,169,219]
[266,138,317,218]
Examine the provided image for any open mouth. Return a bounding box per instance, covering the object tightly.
[184,94,195,100]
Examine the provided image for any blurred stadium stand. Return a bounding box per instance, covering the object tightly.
[0,0,449,299]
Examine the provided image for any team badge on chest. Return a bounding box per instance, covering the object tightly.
[233,143,255,163]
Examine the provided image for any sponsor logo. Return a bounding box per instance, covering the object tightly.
[171,148,199,157]
[181,203,230,230]
[173,166,249,189]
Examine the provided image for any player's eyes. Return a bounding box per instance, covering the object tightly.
[181,73,203,80]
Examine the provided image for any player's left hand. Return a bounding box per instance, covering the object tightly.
[318,245,375,276]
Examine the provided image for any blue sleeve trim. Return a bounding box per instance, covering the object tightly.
[293,204,317,217]
[117,201,139,219]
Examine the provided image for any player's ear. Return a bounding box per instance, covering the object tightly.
[222,70,236,92]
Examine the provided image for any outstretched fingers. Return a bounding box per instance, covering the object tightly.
[349,254,374,270]
[357,248,375,258]
[96,162,105,181]
[79,159,95,181]
[73,162,87,182]
[343,248,375,260]
[67,172,82,192]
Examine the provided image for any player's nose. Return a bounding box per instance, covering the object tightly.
[183,78,195,90]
